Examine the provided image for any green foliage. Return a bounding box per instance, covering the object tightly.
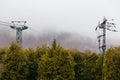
[0,43,28,80]
[1,41,120,80]
[82,51,102,80]
[35,45,49,60]
[103,47,120,80]
[25,48,38,80]
[0,48,7,62]
[37,40,75,80]
[72,50,102,80]
[71,51,83,80]
[25,46,48,80]
[52,39,57,50]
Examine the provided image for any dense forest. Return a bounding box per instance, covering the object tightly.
[0,39,120,80]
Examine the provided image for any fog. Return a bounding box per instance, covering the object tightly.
[0,0,120,52]
[1,26,120,52]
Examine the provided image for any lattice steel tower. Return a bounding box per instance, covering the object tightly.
[95,17,117,80]
[95,17,117,66]
[10,21,28,46]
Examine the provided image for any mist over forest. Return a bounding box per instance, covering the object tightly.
[0,26,119,52]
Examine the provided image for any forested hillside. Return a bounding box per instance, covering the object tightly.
[0,40,120,80]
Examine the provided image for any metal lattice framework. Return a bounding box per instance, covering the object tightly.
[95,17,117,66]
[0,21,28,46]
[10,21,28,46]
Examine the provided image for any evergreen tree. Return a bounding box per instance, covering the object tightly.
[52,39,57,50]
[103,47,120,80]
[70,51,83,80]
[0,40,107,80]
[26,46,48,80]
[37,40,75,80]
[81,51,101,80]
[25,48,38,80]
[0,43,28,80]
[0,48,4,62]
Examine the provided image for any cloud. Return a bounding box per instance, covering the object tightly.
[2,26,119,53]
[0,27,98,52]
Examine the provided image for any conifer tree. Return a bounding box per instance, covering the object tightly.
[52,39,57,50]
[103,47,120,80]
[25,48,38,80]
[0,42,28,80]
[71,51,83,80]
[81,51,101,80]
[26,46,48,80]
[37,39,75,80]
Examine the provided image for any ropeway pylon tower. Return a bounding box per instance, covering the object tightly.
[95,17,117,66]
[95,17,117,80]
[10,21,28,46]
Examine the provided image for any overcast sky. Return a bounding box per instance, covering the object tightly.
[0,0,120,40]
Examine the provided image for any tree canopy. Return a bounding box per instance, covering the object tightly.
[0,41,120,80]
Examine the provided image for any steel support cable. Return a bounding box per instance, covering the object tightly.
[0,21,40,35]
[0,21,26,27]
[0,21,11,26]
[0,21,11,24]
[83,53,97,65]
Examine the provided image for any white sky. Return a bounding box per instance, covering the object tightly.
[0,0,120,40]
